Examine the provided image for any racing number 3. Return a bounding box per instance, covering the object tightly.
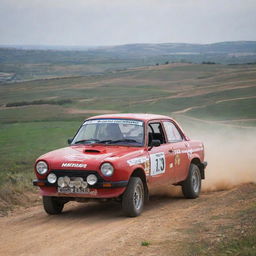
[150,152,166,176]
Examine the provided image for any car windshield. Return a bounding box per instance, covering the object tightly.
[72,119,144,146]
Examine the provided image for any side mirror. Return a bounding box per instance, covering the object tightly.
[149,139,161,150]
[67,138,73,145]
[151,139,161,147]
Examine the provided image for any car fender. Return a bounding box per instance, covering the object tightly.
[127,165,149,200]
[188,152,207,180]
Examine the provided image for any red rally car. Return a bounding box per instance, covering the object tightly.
[33,114,207,217]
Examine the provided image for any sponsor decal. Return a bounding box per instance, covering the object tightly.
[144,160,150,175]
[173,149,181,155]
[169,163,174,169]
[191,147,204,152]
[174,154,181,166]
[84,119,143,126]
[173,147,203,155]
[127,156,149,166]
[150,152,166,176]
[61,163,87,168]
[185,147,203,159]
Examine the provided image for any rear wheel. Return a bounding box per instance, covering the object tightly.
[42,196,64,215]
[122,177,144,217]
[182,164,201,199]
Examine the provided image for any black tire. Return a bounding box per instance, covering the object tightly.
[42,196,64,215]
[182,164,201,199]
[122,177,144,217]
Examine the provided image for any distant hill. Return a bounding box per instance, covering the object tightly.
[2,41,256,55]
[0,41,256,81]
[93,41,256,57]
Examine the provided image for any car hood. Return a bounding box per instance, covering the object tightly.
[38,144,145,170]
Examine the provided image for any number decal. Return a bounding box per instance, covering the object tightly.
[150,152,166,176]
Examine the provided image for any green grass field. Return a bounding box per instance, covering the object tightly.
[0,121,81,213]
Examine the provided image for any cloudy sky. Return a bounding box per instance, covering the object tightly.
[1,0,256,46]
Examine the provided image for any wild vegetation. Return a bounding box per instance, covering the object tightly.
[5,99,72,107]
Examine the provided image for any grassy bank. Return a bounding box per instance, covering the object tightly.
[0,121,80,214]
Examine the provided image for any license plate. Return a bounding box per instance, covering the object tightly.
[58,186,91,194]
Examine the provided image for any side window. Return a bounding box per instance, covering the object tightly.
[163,122,183,143]
[148,122,166,145]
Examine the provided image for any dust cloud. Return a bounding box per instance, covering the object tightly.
[200,127,256,192]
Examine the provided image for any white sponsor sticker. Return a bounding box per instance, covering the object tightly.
[150,152,166,176]
[174,147,203,155]
[173,149,181,154]
[61,163,87,168]
[127,156,149,166]
[84,119,143,126]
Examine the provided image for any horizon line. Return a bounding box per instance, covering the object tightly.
[1,40,256,50]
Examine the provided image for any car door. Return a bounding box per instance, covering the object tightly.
[146,121,174,187]
[162,121,190,183]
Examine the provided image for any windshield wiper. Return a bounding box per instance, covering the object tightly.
[97,139,139,144]
[97,140,115,144]
[75,139,140,145]
[74,139,100,144]
[108,139,139,144]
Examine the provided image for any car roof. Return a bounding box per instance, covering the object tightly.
[86,113,173,122]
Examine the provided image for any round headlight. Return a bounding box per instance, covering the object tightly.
[47,173,57,184]
[87,174,98,185]
[101,163,114,177]
[58,177,65,188]
[36,161,48,175]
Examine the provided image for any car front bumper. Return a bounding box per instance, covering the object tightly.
[33,179,128,199]
[33,179,128,188]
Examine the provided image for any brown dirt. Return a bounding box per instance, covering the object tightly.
[176,114,256,129]
[215,95,256,103]
[0,183,255,256]
[173,96,256,115]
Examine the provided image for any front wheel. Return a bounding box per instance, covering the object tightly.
[122,177,144,217]
[42,196,64,215]
[182,164,201,199]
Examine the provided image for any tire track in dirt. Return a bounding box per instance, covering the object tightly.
[174,114,256,129]
[215,95,256,103]
[173,96,256,115]
[172,96,256,128]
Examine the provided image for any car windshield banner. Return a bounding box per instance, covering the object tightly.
[84,119,143,126]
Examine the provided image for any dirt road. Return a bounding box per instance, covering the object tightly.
[0,183,255,256]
